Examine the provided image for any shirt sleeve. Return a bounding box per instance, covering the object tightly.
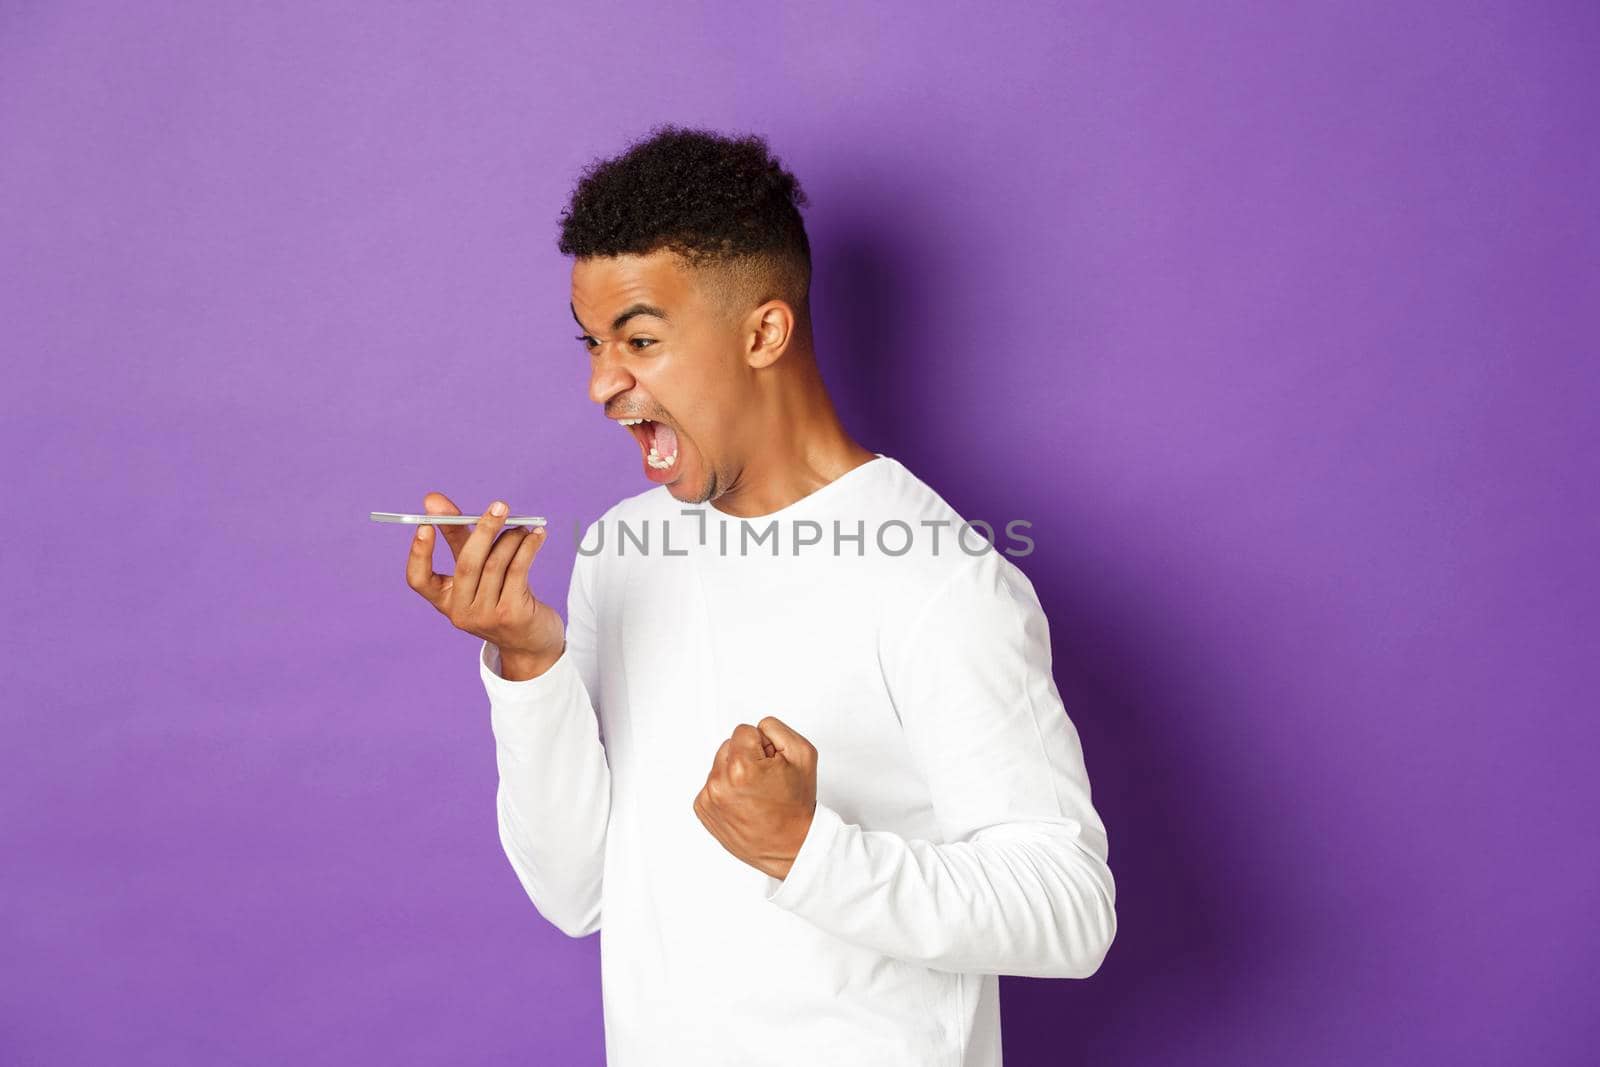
[481,534,610,939]
[761,550,1117,978]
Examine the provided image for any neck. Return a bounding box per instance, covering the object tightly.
[710,352,877,519]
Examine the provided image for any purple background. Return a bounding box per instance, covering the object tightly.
[3,2,1596,1064]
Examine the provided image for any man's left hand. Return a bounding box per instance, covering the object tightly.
[693,716,818,880]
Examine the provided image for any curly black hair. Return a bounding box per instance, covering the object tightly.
[556,124,813,323]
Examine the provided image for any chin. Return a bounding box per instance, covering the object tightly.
[666,476,712,505]
[660,457,713,504]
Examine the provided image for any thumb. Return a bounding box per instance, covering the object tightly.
[423,491,469,559]
[755,715,811,765]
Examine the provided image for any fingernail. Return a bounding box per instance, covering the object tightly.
[491,501,507,516]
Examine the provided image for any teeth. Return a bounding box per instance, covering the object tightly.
[619,416,676,469]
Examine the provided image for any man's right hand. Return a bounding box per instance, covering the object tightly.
[405,491,566,681]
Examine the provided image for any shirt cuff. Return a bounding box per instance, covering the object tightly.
[479,638,576,704]
[763,800,846,910]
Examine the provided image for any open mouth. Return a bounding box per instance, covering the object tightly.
[617,417,680,470]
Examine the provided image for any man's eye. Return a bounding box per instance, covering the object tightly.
[574,335,654,351]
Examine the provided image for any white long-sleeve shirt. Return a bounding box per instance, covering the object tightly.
[481,454,1116,1066]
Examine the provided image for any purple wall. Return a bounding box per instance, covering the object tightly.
[3,2,1595,1063]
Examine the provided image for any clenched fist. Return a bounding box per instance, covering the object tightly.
[693,717,818,880]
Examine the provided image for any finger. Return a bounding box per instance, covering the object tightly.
[502,524,549,605]
[423,491,470,561]
[451,499,508,611]
[475,522,534,610]
[712,737,734,775]
[729,723,769,761]
[405,522,450,610]
[755,715,812,764]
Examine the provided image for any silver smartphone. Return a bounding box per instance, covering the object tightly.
[371,511,547,527]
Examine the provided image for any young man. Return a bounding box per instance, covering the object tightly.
[405,125,1116,1066]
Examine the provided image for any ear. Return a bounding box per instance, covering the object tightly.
[743,300,797,369]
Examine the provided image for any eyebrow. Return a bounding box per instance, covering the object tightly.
[570,301,671,334]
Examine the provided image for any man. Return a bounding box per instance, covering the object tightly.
[405,124,1116,1066]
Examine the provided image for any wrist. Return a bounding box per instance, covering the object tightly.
[759,804,816,880]
[498,641,565,681]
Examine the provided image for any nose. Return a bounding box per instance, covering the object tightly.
[588,341,635,408]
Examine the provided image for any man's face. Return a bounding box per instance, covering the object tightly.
[571,250,748,504]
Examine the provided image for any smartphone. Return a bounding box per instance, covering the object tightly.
[371,511,547,527]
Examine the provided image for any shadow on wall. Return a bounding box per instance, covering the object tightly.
[807,196,928,465]
[814,194,1307,1063]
